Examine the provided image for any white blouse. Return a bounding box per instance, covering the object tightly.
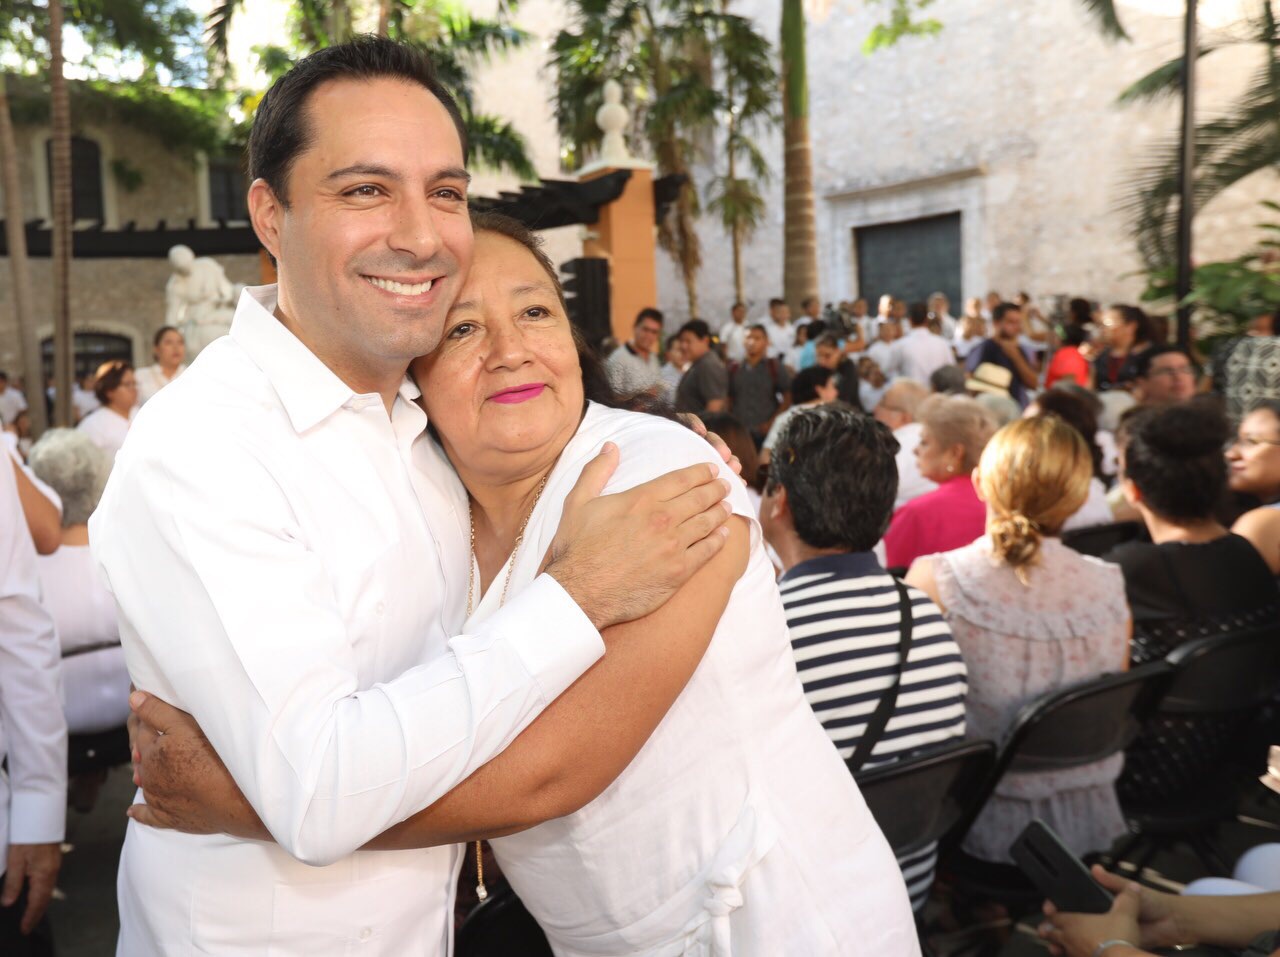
[452,404,918,957]
[76,406,132,462]
[134,363,186,406]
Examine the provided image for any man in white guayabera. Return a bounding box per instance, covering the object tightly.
[91,37,734,956]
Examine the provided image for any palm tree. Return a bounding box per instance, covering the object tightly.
[0,73,44,434]
[48,0,73,427]
[552,0,771,316]
[779,0,817,311]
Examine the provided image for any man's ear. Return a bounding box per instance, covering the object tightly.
[1121,476,1141,507]
[248,178,284,264]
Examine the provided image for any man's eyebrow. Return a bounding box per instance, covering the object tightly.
[323,164,472,185]
[432,166,472,186]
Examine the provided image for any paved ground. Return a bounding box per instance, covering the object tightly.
[49,765,132,957]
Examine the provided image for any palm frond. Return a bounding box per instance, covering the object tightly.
[1116,45,1221,106]
[463,111,536,179]
[1078,0,1129,43]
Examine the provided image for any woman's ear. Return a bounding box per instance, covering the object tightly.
[970,467,986,502]
[1120,476,1141,507]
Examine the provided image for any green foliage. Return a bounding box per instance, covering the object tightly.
[110,156,144,191]
[1076,0,1130,43]
[1141,202,1280,349]
[862,0,943,54]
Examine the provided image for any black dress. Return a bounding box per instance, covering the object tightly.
[1105,534,1280,802]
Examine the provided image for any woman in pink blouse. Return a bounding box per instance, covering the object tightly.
[882,395,996,569]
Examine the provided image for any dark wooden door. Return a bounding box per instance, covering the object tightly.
[855,212,961,311]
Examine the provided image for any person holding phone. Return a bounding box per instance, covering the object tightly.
[1039,865,1280,957]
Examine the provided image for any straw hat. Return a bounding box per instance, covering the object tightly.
[965,362,1014,396]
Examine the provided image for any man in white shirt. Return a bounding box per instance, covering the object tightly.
[866,319,900,377]
[888,302,958,384]
[718,301,749,362]
[0,453,66,955]
[93,39,733,957]
[0,374,28,427]
[606,307,664,394]
[872,380,937,509]
[928,291,957,340]
[762,297,794,360]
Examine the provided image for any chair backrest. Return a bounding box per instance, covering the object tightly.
[854,739,997,858]
[456,883,553,957]
[999,661,1173,778]
[1160,625,1280,715]
[1061,521,1145,558]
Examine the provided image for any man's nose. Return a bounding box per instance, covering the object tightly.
[387,195,443,262]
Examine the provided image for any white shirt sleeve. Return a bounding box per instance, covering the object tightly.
[0,457,66,852]
[93,436,602,867]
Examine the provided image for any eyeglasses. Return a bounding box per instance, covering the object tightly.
[1227,435,1280,451]
[1148,365,1195,379]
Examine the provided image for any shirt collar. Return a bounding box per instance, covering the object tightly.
[780,550,885,584]
[229,285,421,433]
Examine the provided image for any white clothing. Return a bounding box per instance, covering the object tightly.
[893,422,937,509]
[134,363,187,407]
[1062,478,1115,534]
[860,380,890,412]
[953,333,986,361]
[934,312,958,340]
[91,285,604,957]
[0,386,28,425]
[866,338,895,374]
[606,344,661,395]
[719,321,749,363]
[0,452,67,866]
[5,440,62,515]
[889,328,957,383]
[1097,429,1120,478]
[38,545,130,735]
[763,319,794,360]
[449,404,919,957]
[72,386,100,421]
[76,406,132,463]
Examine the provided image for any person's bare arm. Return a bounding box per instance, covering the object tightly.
[903,556,943,611]
[1234,506,1280,575]
[10,458,59,555]
[130,519,751,845]
[998,339,1039,388]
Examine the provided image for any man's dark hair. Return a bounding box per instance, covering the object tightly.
[248,36,467,206]
[805,319,826,339]
[0,371,7,382]
[634,308,663,329]
[1060,322,1089,348]
[678,319,712,341]
[790,365,835,404]
[1122,402,1230,522]
[769,405,900,551]
[930,365,966,395]
[992,301,1021,324]
[768,297,786,309]
[746,323,769,336]
[815,333,842,350]
[907,301,930,327]
[1133,343,1192,379]
[1067,297,1093,326]
[801,296,819,310]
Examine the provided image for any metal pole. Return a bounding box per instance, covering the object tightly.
[1175,0,1197,350]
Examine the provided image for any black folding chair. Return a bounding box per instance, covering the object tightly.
[855,739,997,858]
[1060,520,1145,558]
[943,663,1173,914]
[456,881,553,957]
[1113,626,1280,875]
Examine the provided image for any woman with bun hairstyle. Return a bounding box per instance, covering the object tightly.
[906,416,1131,864]
[1106,402,1280,803]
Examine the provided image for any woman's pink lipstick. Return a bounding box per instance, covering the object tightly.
[489,384,546,404]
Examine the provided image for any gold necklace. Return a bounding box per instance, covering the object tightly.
[467,469,551,903]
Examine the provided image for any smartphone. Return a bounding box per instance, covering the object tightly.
[1009,820,1113,914]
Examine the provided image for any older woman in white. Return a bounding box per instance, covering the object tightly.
[408,217,917,956]
[76,360,137,462]
[28,429,131,736]
[134,326,188,407]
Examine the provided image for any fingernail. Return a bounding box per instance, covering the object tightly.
[719,478,731,492]
[721,501,733,514]
[129,691,146,710]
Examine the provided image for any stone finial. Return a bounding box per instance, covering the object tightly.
[596,80,631,165]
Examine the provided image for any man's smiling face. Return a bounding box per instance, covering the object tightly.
[251,76,473,378]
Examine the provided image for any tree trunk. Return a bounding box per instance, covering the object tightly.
[780,0,819,310]
[727,139,744,304]
[48,0,74,428]
[377,0,391,37]
[0,76,47,436]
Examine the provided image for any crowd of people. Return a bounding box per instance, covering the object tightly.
[2,34,1280,957]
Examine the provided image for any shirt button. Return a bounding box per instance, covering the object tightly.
[359,927,373,941]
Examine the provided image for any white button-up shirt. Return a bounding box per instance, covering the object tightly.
[91,285,604,955]
[0,456,67,868]
[886,327,957,383]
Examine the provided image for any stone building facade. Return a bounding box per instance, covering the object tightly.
[0,119,260,378]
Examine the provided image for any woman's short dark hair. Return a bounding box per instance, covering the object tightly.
[153,325,182,347]
[700,413,761,492]
[248,36,467,206]
[1108,303,1155,346]
[93,360,133,406]
[1122,402,1230,522]
[1060,323,1089,348]
[768,405,900,551]
[1067,298,1093,326]
[790,365,835,404]
[1247,399,1280,425]
[1033,388,1106,480]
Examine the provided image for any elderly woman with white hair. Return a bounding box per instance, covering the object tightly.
[28,430,131,739]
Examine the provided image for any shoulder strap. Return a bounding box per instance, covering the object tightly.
[847,579,914,774]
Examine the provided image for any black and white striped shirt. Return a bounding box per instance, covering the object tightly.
[781,551,968,911]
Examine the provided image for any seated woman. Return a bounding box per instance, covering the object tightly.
[1025,388,1114,531]
[1105,403,1280,802]
[882,395,996,570]
[28,429,130,735]
[1228,400,1280,573]
[906,416,1131,863]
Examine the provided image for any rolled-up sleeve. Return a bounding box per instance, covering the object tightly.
[93,435,601,867]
